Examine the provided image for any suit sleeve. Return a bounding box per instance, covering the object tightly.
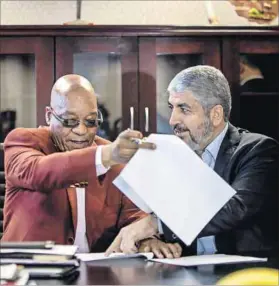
[4,128,98,192]
[199,138,279,237]
[116,194,147,229]
[161,138,279,243]
[104,166,147,229]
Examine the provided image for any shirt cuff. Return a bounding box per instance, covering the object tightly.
[157,218,164,235]
[95,146,110,177]
[151,213,164,235]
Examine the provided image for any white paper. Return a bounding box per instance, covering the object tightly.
[150,254,267,266]
[0,264,29,285]
[0,258,80,267]
[0,245,78,256]
[113,175,152,213]
[113,134,236,246]
[76,252,154,262]
[0,264,18,280]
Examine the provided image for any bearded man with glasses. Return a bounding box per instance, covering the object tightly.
[1,74,159,254]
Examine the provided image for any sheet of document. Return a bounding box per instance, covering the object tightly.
[76,252,154,262]
[113,175,152,213]
[0,265,29,286]
[113,134,236,246]
[150,254,267,266]
[0,258,80,267]
[0,245,78,256]
[0,264,19,280]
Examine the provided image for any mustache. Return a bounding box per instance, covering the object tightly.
[173,124,198,144]
[173,124,188,133]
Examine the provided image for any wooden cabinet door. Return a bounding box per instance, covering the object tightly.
[56,37,138,141]
[0,37,54,129]
[223,38,279,140]
[138,37,221,136]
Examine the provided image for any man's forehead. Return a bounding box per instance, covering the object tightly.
[53,94,97,116]
[168,91,196,105]
[53,89,96,105]
[53,76,94,94]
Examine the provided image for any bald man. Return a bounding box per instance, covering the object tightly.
[2,74,157,253]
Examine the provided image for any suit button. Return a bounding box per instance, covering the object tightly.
[172,234,177,240]
[68,237,74,244]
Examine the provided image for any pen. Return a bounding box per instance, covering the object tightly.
[130,137,156,150]
[131,138,145,145]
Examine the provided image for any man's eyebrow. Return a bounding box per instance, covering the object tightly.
[87,112,98,116]
[61,111,98,116]
[178,103,191,109]
[168,102,192,109]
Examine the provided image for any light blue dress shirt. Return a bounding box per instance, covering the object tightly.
[197,123,229,255]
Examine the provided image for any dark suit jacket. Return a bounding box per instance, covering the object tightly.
[241,78,268,93]
[162,124,279,257]
[2,127,145,251]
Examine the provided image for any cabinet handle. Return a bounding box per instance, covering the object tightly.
[130,107,134,130]
[145,107,149,132]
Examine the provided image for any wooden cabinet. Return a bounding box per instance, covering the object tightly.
[0,37,54,127]
[0,26,278,141]
[222,37,279,140]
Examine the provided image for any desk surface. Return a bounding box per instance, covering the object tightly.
[34,257,279,285]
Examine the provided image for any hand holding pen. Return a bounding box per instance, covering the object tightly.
[101,129,156,167]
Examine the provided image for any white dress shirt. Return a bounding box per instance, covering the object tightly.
[197,123,228,255]
[74,146,109,253]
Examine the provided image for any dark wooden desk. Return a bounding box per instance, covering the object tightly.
[34,257,279,285]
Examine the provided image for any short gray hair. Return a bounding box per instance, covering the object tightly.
[167,65,231,121]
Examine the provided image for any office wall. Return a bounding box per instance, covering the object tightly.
[1,0,278,26]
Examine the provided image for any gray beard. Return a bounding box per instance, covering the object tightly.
[186,117,214,153]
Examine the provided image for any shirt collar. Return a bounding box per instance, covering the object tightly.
[205,123,229,161]
[241,74,264,86]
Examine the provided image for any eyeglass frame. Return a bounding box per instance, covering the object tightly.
[49,107,103,128]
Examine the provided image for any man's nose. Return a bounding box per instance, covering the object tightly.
[72,122,87,135]
[169,110,180,127]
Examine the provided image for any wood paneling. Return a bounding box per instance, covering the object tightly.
[0,37,54,126]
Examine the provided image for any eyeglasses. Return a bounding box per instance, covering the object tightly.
[50,107,103,128]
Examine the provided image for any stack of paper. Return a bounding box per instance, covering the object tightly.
[0,244,80,279]
[114,134,236,246]
[0,245,79,266]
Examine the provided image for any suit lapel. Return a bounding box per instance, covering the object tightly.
[41,131,109,246]
[214,124,241,180]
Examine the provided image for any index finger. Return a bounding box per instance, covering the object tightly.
[138,142,156,150]
[105,234,122,256]
[172,243,183,258]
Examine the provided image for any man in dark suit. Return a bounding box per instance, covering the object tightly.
[108,65,278,259]
[161,65,278,257]
[240,55,267,93]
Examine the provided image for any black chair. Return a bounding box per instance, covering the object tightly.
[0,143,5,238]
[0,172,4,185]
[0,110,16,142]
